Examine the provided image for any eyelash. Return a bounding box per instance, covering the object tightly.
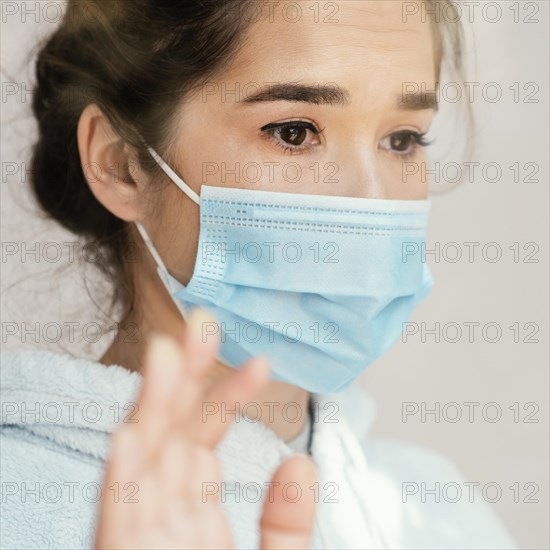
[261,121,433,157]
[261,120,324,155]
[380,130,433,159]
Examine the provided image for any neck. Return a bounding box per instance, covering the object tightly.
[100,257,309,443]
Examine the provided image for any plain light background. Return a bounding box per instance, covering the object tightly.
[1,2,548,548]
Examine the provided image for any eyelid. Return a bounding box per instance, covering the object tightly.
[393,130,433,146]
[261,119,324,133]
[260,119,325,155]
[378,130,434,159]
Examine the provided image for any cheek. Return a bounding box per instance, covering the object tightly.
[153,184,201,283]
[378,152,430,200]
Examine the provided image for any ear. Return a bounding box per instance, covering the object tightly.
[77,103,149,222]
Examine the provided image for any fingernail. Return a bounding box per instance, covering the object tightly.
[187,307,219,344]
[149,334,183,392]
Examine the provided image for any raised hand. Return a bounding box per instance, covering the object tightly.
[94,308,318,550]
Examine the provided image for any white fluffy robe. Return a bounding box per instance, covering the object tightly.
[1,350,518,549]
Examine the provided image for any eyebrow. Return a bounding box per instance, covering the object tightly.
[398,92,439,112]
[240,82,438,112]
[240,83,351,106]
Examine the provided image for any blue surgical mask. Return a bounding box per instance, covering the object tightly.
[136,147,434,393]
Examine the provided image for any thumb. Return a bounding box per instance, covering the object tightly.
[260,454,318,550]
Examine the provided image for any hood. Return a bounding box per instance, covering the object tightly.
[0,348,377,464]
[1,348,384,549]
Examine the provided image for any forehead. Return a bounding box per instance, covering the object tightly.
[222,0,437,94]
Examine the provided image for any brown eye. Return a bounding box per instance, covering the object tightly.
[278,125,308,146]
[261,120,323,153]
[390,132,414,152]
[379,130,431,156]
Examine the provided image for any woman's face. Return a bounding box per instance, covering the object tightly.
[144,0,437,284]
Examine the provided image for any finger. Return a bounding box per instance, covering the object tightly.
[171,308,221,424]
[95,426,143,548]
[192,355,271,448]
[132,333,186,465]
[260,455,318,550]
[181,307,221,378]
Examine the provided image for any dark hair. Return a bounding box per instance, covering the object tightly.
[31,0,254,318]
[30,0,463,319]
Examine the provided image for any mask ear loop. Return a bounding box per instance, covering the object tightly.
[134,221,169,274]
[132,144,201,319]
[146,146,201,205]
[134,221,190,320]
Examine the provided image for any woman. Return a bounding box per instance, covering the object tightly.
[0,1,519,548]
